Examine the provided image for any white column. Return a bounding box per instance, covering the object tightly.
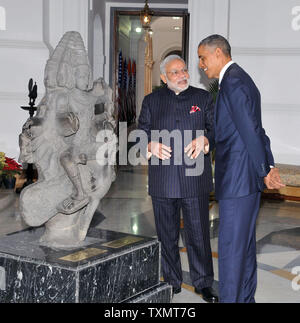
[213,0,230,37]
[93,14,105,80]
[43,0,89,52]
[188,0,230,89]
[0,6,6,30]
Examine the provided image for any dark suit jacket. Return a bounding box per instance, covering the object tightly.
[138,85,214,198]
[215,63,274,200]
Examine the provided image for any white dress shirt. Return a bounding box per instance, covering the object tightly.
[219,60,235,85]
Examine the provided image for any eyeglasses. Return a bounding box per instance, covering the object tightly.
[166,68,189,77]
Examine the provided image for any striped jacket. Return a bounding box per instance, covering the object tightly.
[138,85,214,198]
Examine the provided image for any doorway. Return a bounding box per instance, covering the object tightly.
[113,10,189,125]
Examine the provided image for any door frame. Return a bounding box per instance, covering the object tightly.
[113,9,189,101]
[104,2,189,87]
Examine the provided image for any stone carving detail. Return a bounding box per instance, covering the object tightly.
[19,31,116,247]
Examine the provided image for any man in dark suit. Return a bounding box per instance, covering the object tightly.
[198,34,285,303]
[138,55,218,302]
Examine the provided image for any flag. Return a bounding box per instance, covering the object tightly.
[126,59,136,124]
[117,52,136,124]
[117,51,126,122]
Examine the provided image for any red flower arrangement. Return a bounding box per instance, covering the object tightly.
[2,157,22,178]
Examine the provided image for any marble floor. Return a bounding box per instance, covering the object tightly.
[0,165,299,303]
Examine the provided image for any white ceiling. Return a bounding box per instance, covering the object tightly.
[119,15,183,36]
[151,16,183,33]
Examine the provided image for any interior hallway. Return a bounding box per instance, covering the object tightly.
[0,165,299,303]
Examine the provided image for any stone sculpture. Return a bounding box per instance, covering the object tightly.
[19,31,117,247]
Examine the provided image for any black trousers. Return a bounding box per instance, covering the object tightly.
[151,195,214,289]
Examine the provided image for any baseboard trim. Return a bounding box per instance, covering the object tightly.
[263,186,300,202]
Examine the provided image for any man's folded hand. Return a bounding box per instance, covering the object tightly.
[264,167,285,190]
[184,136,209,159]
[148,141,172,160]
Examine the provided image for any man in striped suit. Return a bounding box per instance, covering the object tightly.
[138,55,218,303]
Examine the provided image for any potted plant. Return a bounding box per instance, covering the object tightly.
[209,79,219,104]
[1,155,22,189]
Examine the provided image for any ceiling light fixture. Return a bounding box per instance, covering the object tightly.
[140,0,154,30]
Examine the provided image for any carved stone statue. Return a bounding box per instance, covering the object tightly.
[19,31,117,247]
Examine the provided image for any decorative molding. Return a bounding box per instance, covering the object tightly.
[105,2,188,10]
[0,92,44,101]
[232,47,300,56]
[0,39,48,49]
[0,92,28,101]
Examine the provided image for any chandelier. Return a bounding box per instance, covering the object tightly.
[140,0,154,30]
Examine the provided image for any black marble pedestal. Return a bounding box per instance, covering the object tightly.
[0,227,172,303]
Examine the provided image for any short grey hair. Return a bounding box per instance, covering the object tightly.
[198,34,231,57]
[160,55,186,75]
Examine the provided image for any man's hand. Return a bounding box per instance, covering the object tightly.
[148,141,172,160]
[184,136,209,159]
[264,167,285,190]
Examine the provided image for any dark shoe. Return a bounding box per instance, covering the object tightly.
[195,287,219,303]
[172,286,182,297]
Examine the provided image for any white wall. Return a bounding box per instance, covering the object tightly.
[188,0,300,165]
[0,0,90,159]
[152,30,182,87]
[0,0,49,159]
[2,0,299,166]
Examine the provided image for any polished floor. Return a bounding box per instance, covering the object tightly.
[0,165,300,303]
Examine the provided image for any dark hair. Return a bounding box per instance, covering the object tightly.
[198,34,231,57]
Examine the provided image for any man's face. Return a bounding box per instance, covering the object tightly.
[160,59,190,93]
[198,45,222,79]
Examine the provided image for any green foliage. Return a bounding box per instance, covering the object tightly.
[0,152,6,176]
[208,79,219,103]
[208,80,219,170]
[152,83,165,92]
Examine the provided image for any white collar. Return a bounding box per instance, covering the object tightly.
[219,60,234,85]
